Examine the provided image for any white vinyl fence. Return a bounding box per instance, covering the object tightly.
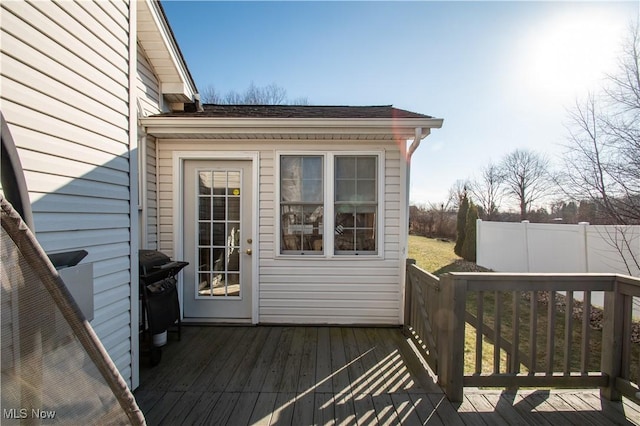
[476,220,640,277]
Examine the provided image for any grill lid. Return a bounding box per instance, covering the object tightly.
[139,250,171,276]
[139,250,188,282]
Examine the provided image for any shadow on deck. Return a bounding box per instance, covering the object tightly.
[134,326,640,425]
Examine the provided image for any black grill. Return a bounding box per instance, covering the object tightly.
[138,249,188,366]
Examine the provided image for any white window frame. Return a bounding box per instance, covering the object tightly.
[276,152,327,257]
[275,150,385,259]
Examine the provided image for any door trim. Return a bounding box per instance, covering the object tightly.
[173,151,260,324]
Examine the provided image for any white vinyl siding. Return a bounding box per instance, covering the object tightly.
[137,42,161,117]
[0,0,134,385]
[145,136,159,250]
[136,43,161,249]
[157,139,403,325]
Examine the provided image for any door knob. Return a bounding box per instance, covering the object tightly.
[245,248,252,255]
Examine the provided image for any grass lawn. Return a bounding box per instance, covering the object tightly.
[407,234,488,275]
[407,235,507,373]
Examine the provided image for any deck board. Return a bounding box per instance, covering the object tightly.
[243,327,283,392]
[260,327,294,393]
[135,326,640,425]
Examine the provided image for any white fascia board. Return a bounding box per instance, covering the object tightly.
[138,0,197,100]
[140,117,444,137]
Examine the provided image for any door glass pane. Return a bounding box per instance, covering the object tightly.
[212,248,225,271]
[227,248,240,272]
[199,223,211,245]
[196,168,243,298]
[198,248,211,271]
[212,197,226,220]
[228,223,240,245]
[198,273,211,296]
[228,198,240,221]
[199,197,211,220]
[199,172,212,195]
[212,223,225,246]
[213,171,226,195]
[227,171,241,195]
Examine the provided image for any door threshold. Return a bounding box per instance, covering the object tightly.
[181,318,253,325]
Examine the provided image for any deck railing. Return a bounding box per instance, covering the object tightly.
[404,261,640,403]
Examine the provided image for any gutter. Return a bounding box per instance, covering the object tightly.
[140,117,444,138]
[407,127,429,160]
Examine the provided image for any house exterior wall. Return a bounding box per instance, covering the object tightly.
[0,1,136,385]
[136,42,160,250]
[157,139,405,325]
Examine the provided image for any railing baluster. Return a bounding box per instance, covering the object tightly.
[581,291,591,374]
[564,291,574,375]
[511,290,520,373]
[402,272,640,401]
[494,291,501,374]
[546,291,556,374]
[529,291,538,374]
[476,291,484,375]
[621,294,632,380]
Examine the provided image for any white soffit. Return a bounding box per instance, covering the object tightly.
[140,117,444,140]
[136,0,197,103]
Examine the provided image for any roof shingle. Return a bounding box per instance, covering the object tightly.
[154,104,433,119]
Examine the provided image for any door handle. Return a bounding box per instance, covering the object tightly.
[245,248,252,255]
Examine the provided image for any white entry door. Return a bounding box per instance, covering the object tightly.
[183,160,253,320]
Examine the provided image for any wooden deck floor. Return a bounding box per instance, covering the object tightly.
[134,326,640,425]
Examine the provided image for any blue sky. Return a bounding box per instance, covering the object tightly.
[162,1,639,208]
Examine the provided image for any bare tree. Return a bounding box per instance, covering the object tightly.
[201,82,309,105]
[200,85,223,104]
[469,162,504,220]
[560,23,640,275]
[500,149,553,221]
[561,23,640,225]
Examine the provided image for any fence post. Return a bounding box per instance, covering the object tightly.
[601,276,623,401]
[404,259,416,331]
[439,274,466,402]
[522,220,530,272]
[578,222,590,272]
[476,219,482,266]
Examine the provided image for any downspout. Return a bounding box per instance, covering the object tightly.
[139,131,148,249]
[408,127,425,160]
[405,127,428,246]
[401,127,426,324]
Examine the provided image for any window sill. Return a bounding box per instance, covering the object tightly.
[274,254,385,261]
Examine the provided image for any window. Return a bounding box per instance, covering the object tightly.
[334,156,377,254]
[280,155,324,254]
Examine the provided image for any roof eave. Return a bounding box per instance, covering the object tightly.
[137,0,198,103]
[140,117,443,138]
